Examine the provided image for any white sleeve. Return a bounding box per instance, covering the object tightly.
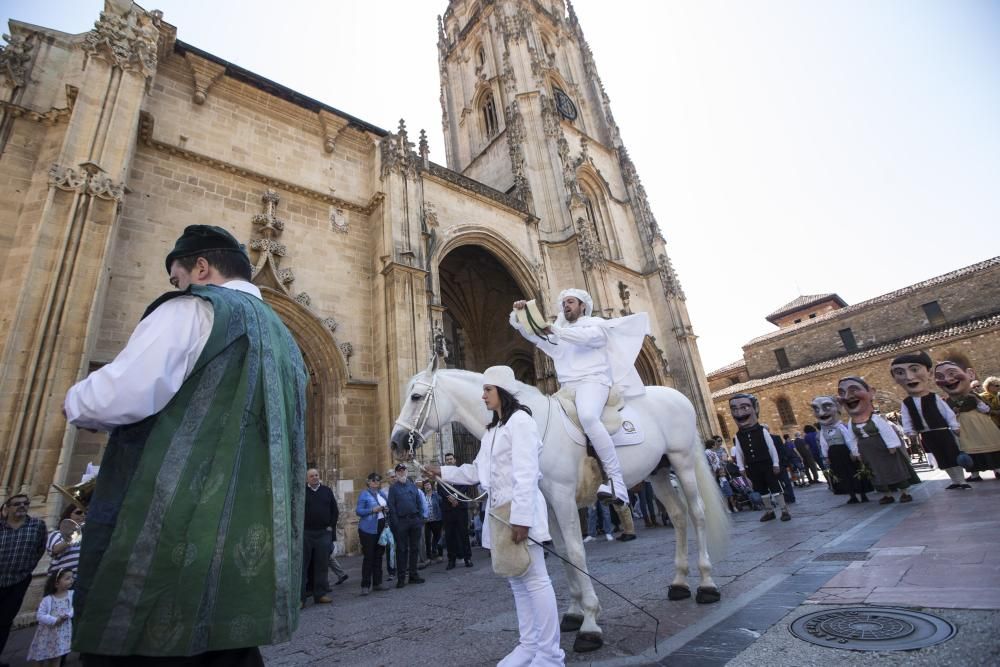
[766,437,780,467]
[549,322,608,349]
[732,438,745,471]
[818,431,829,459]
[976,397,991,414]
[509,413,541,528]
[36,597,58,625]
[936,395,960,430]
[900,403,916,435]
[64,297,213,431]
[509,310,561,358]
[442,463,480,486]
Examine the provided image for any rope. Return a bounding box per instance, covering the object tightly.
[487,508,660,654]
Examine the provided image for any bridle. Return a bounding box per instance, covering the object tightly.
[393,359,442,460]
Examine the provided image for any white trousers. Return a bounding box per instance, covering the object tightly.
[498,545,565,667]
[572,383,625,494]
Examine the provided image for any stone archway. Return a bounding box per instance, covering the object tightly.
[259,287,348,480]
[436,244,538,463]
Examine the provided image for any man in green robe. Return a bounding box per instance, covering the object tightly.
[64,225,307,666]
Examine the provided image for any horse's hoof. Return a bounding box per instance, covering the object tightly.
[560,613,584,632]
[573,631,604,653]
[696,586,721,604]
[667,584,691,600]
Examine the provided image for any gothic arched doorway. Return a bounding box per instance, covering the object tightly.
[260,288,347,480]
[437,245,537,461]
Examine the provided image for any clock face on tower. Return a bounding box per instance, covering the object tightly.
[553,87,578,121]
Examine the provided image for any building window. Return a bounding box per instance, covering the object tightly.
[774,348,790,371]
[477,46,486,68]
[793,318,802,324]
[922,301,946,326]
[481,93,499,139]
[776,397,797,426]
[839,327,858,352]
[809,313,817,319]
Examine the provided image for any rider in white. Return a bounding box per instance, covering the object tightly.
[511,289,647,506]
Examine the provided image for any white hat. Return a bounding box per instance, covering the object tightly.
[557,288,593,317]
[483,365,519,396]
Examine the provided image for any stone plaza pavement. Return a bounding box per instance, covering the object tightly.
[3,470,998,666]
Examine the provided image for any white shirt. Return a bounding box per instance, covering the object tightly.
[900,394,960,435]
[64,281,261,432]
[441,409,550,548]
[819,422,859,458]
[509,310,611,387]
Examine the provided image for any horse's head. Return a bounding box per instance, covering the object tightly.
[390,369,449,461]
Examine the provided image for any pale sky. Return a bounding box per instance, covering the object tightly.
[5,0,999,372]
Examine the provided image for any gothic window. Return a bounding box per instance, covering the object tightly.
[776,397,797,426]
[477,46,486,68]
[481,92,499,139]
[579,178,619,260]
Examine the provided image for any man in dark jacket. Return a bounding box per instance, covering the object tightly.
[303,468,338,606]
[793,431,821,484]
[438,453,474,570]
[388,463,425,588]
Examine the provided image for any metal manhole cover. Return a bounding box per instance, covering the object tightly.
[790,607,955,651]
[813,551,871,562]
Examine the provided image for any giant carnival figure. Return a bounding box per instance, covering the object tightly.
[934,354,1000,481]
[811,395,870,504]
[727,393,791,522]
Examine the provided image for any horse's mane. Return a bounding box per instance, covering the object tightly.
[432,368,544,399]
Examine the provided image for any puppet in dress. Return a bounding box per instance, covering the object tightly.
[811,395,870,504]
[838,377,917,504]
[934,355,1000,482]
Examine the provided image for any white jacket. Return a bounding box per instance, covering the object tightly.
[442,409,550,548]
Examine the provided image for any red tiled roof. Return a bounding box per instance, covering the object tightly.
[706,359,747,379]
[765,293,846,323]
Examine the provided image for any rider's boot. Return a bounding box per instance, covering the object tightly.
[591,434,629,505]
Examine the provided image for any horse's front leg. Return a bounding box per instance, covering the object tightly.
[544,484,604,652]
[648,472,693,600]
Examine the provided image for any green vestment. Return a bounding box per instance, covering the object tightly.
[73,285,307,656]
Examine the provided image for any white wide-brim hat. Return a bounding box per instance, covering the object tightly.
[483,365,519,396]
[515,299,549,336]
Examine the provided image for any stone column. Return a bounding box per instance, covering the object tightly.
[0,1,162,504]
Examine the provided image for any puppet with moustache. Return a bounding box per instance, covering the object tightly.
[728,393,791,522]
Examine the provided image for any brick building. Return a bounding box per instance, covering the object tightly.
[708,257,1000,441]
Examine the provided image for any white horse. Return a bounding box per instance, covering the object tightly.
[390,368,729,652]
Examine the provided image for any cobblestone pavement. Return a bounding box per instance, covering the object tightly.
[260,473,955,666]
[6,470,991,666]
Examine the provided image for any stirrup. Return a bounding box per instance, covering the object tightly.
[597,483,627,506]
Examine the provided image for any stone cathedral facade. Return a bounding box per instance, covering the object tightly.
[0,0,714,553]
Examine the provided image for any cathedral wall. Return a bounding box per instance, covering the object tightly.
[97,145,376,371]
[460,131,514,193]
[423,176,530,255]
[145,52,377,203]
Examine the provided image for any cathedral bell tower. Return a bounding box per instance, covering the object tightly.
[436,0,717,435]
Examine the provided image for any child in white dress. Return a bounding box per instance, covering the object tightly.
[27,569,74,666]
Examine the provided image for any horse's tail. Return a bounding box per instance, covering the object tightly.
[692,431,730,562]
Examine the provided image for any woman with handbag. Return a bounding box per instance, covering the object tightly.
[355,472,389,595]
[427,365,564,666]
